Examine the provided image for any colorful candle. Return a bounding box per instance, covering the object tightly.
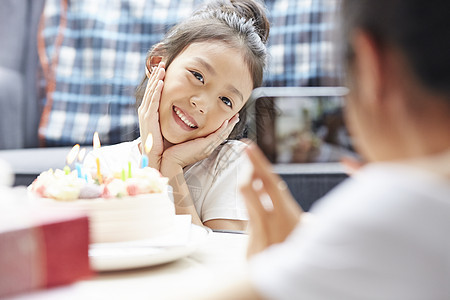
[93,132,103,184]
[141,133,153,168]
[96,157,103,184]
[141,155,148,168]
[65,144,80,176]
[64,166,71,175]
[76,163,83,178]
[76,148,86,179]
[128,161,132,178]
[121,169,126,181]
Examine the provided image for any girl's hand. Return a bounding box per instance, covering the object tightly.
[240,143,303,259]
[161,114,240,168]
[137,62,165,170]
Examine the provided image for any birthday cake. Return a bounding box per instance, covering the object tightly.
[29,166,175,244]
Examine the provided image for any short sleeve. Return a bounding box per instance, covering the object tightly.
[200,141,250,222]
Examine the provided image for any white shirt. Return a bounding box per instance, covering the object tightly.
[250,153,450,300]
[84,139,249,222]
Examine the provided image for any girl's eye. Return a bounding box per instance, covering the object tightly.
[190,71,204,83]
[220,96,233,108]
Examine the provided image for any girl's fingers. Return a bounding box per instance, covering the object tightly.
[144,68,163,111]
[199,117,235,153]
[141,63,165,114]
[229,113,240,124]
[167,113,240,167]
[148,64,165,94]
[141,63,159,108]
[149,68,165,114]
[149,80,164,114]
[216,114,240,140]
[149,62,164,84]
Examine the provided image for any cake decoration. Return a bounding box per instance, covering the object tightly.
[29,132,167,201]
[28,132,175,244]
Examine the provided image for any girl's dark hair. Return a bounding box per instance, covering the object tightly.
[136,0,270,139]
[342,0,450,98]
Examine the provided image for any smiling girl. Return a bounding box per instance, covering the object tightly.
[85,0,269,230]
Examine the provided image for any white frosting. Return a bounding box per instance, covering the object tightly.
[32,191,175,244]
[29,165,174,244]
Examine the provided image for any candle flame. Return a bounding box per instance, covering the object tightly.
[93,132,101,149]
[144,133,153,153]
[78,148,86,162]
[66,144,80,165]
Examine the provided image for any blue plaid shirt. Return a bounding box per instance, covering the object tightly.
[38,0,342,146]
[264,0,342,86]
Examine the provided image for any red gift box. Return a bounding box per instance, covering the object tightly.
[0,207,92,298]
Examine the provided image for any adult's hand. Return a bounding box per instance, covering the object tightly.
[137,62,166,170]
[161,113,240,169]
[240,143,303,258]
[340,156,365,175]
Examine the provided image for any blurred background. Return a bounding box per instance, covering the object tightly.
[0,0,343,149]
[0,0,348,211]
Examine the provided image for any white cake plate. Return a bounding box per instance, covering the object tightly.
[89,216,210,271]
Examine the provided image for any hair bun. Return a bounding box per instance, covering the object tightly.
[197,0,270,44]
[229,0,269,44]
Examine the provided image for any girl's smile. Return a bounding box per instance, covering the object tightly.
[172,105,198,130]
[158,41,253,144]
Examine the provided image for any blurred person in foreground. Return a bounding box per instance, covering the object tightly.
[200,0,450,299]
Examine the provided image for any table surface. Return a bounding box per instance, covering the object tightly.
[6,232,249,300]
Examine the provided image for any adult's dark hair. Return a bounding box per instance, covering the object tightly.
[136,0,270,139]
[342,0,450,98]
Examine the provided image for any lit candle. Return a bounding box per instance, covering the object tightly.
[141,156,148,168]
[96,159,102,184]
[76,163,83,178]
[141,133,153,168]
[93,132,103,184]
[65,144,80,175]
[76,148,86,179]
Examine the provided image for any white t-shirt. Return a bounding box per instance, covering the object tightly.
[250,156,450,300]
[84,138,249,222]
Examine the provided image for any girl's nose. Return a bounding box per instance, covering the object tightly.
[190,99,207,114]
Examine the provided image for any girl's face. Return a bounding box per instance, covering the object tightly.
[158,41,253,144]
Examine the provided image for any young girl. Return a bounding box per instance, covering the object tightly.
[84,0,269,230]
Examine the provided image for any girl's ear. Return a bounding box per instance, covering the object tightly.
[149,43,165,65]
[146,42,166,77]
[146,56,164,78]
[148,56,163,67]
[149,55,163,66]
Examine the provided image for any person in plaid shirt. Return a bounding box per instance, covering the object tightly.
[38,0,341,147]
